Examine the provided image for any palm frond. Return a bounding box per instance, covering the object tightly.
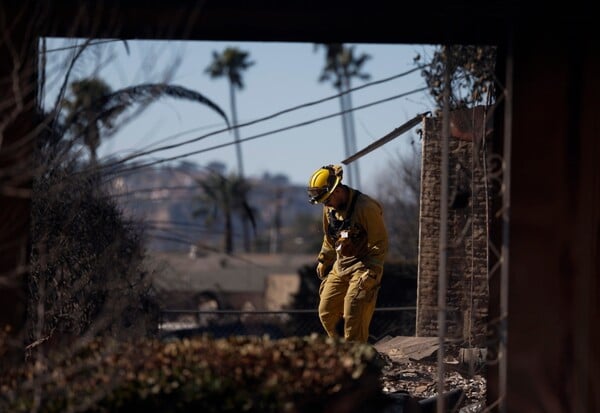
[120,39,130,55]
[99,83,230,128]
[241,200,257,232]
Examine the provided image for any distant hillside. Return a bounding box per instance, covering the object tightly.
[106,163,322,254]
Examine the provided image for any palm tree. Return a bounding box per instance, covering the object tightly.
[204,46,255,251]
[193,169,256,254]
[61,78,114,164]
[60,78,230,166]
[316,44,371,188]
[204,47,254,178]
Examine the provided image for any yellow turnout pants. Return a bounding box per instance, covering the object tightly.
[318,266,380,343]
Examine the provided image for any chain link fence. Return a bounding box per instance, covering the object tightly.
[159,306,416,344]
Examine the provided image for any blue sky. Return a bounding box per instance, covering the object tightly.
[43,39,437,192]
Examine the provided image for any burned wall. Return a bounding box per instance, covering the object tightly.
[416,107,492,346]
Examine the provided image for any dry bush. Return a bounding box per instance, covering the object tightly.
[27,158,160,354]
[1,334,385,413]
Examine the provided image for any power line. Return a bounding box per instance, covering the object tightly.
[104,121,227,160]
[108,185,199,198]
[106,86,429,176]
[96,66,429,172]
[44,40,431,179]
[148,234,268,268]
[144,220,211,230]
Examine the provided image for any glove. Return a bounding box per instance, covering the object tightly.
[358,271,379,291]
[316,262,329,280]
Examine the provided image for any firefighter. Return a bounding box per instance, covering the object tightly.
[307,164,388,343]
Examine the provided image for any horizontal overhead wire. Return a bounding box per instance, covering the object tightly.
[96,65,430,174]
[105,85,429,177]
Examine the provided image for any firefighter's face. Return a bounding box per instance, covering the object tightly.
[325,187,343,209]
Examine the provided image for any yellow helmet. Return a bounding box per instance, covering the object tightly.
[307,164,343,204]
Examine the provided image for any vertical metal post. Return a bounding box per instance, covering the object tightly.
[499,30,514,413]
[436,47,450,413]
[344,84,361,189]
[339,89,353,186]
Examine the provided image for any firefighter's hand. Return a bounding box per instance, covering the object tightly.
[316,262,329,280]
[358,272,378,291]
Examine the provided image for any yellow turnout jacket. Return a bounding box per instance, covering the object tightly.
[317,187,388,280]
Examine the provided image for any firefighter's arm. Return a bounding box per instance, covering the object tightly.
[316,208,336,278]
[357,199,388,285]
